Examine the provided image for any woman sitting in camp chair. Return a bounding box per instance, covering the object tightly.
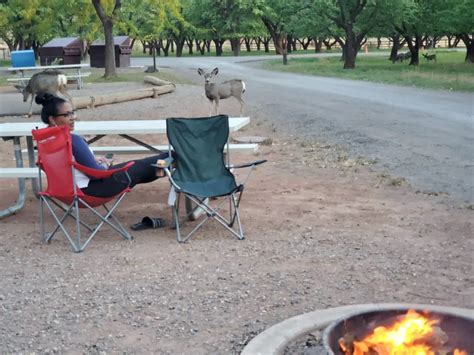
[35,92,171,200]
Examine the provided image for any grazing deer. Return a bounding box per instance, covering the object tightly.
[422,53,437,62]
[394,51,411,63]
[197,67,246,116]
[20,70,71,117]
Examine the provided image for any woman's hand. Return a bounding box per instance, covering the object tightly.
[96,157,115,168]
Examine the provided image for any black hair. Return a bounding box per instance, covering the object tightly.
[35,92,67,124]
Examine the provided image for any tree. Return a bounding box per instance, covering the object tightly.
[392,0,444,66]
[120,0,182,69]
[185,0,260,56]
[0,0,56,53]
[322,0,385,69]
[259,0,306,64]
[91,0,122,78]
[443,0,474,63]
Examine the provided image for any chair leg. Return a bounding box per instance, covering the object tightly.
[40,196,45,241]
[172,204,182,243]
[104,205,133,241]
[74,198,82,252]
[41,197,80,252]
[40,194,131,252]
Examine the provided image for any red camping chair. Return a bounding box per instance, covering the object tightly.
[32,126,134,252]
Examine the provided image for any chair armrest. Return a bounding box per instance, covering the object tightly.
[73,161,135,179]
[227,159,267,169]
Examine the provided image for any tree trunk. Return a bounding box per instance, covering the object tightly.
[230,38,241,56]
[460,34,474,63]
[389,34,401,62]
[286,34,292,53]
[155,40,161,56]
[405,35,421,66]
[196,40,205,55]
[186,37,193,55]
[262,37,270,52]
[103,20,116,77]
[377,36,382,49]
[244,38,252,52]
[92,0,121,78]
[255,37,261,51]
[343,24,358,69]
[314,37,323,52]
[214,39,223,56]
[160,39,170,57]
[323,39,336,51]
[453,36,461,48]
[152,45,157,72]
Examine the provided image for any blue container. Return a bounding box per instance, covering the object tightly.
[11,50,36,68]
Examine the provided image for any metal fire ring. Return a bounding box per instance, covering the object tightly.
[240,303,474,355]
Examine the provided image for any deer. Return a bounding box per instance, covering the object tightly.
[422,53,437,63]
[393,51,411,63]
[18,70,71,117]
[197,67,246,117]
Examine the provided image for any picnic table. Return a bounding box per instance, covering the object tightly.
[0,117,251,218]
[7,63,91,89]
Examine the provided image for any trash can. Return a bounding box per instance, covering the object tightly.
[89,36,131,68]
[11,50,36,67]
[39,37,83,65]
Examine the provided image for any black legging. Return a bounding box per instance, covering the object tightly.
[81,154,169,198]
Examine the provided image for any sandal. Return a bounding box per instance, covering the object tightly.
[130,216,165,231]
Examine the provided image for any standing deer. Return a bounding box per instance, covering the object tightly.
[422,53,437,62]
[197,67,246,116]
[20,70,71,117]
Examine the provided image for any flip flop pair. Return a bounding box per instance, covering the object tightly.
[130,216,165,231]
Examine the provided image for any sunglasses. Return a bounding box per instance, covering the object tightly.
[54,110,77,118]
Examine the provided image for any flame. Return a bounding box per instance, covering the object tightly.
[341,310,467,355]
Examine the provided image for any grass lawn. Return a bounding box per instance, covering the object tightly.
[130,47,330,58]
[261,50,474,92]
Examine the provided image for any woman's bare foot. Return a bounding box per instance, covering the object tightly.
[155,159,166,177]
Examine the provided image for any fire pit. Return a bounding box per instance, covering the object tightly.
[323,308,474,355]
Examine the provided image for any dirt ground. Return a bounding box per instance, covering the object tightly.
[0,80,472,354]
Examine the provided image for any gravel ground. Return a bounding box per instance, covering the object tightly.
[0,79,472,354]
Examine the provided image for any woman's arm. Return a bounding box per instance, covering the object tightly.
[71,134,106,170]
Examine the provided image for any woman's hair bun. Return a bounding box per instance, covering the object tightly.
[35,92,55,106]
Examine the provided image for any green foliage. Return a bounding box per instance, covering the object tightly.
[119,0,183,42]
[184,0,262,40]
[0,0,99,48]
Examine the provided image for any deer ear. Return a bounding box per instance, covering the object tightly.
[197,68,204,75]
[212,67,219,75]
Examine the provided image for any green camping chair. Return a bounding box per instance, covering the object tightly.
[159,115,266,243]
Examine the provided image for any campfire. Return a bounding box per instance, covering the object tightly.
[338,310,467,355]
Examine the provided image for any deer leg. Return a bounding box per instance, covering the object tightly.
[236,97,245,117]
[208,100,213,117]
[214,98,219,116]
